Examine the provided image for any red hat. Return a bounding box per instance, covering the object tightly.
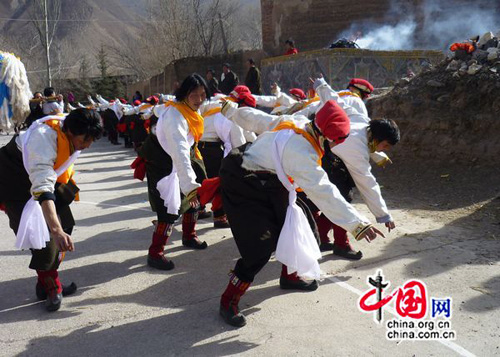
[230,85,256,108]
[349,78,374,94]
[230,85,251,98]
[119,98,128,104]
[314,100,350,143]
[289,88,306,100]
[133,100,141,106]
[146,95,159,105]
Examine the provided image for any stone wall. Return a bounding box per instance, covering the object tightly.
[261,0,500,56]
[260,48,445,93]
[126,50,266,98]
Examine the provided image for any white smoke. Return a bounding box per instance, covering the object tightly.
[356,20,417,50]
[338,0,500,50]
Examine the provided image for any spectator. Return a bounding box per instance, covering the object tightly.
[67,91,75,104]
[284,39,298,55]
[42,87,64,115]
[244,59,262,95]
[132,91,143,102]
[25,92,44,127]
[219,63,239,95]
[206,69,220,97]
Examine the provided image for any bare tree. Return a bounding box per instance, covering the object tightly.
[29,0,62,87]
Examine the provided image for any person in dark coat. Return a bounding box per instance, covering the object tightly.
[219,63,238,95]
[244,59,262,95]
[206,69,220,97]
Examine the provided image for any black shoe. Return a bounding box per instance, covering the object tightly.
[319,242,334,252]
[213,219,230,229]
[147,255,175,270]
[279,277,319,291]
[182,238,208,250]
[333,245,363,260]
[219,303,246,327]
[198,210,212,219]
[45,290,62,312]
[36,282,78,300]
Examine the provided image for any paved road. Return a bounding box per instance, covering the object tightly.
[0,135,498,356]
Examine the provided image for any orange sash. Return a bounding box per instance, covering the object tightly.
[44,120,79,200]
[164,101,204,141]
[273,121,323,160]
[202,107,221,118]
[273,121,324,191]
[339,91,361,98]
[164,101,204,159]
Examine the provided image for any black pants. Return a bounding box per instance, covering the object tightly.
[221,144,291,283]
[199,141,224,179]
[4,200,74,271]
[0,137,74,271]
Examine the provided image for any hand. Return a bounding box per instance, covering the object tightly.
[186,189,200,209]
[359,226,385,243]
[385,221,396,232]
[271,82,280,95]
[52,228,74,252]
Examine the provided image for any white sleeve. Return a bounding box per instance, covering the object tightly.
[282,136,371,233]
[294,102,320,118]
[24,126,58,197]
[276,92,298,107]
[314,78,361,118]
[332,139,392,223]
[200,99,221,115]
[158,108,200,194]
[229,107,303,135]
[160,94,175,102]
[243,130,257,142]
[42,102,62,115]
[254,95,279,108]
[229,123,246,148]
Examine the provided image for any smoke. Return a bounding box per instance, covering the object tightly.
[338,0,500,51]
[356,20,417,50]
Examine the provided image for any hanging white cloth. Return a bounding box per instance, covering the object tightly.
[272,129,322,280]
[213,113,233,157]
[155,108,195,215]
[15,116,81,250]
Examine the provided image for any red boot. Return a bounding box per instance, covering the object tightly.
[219,272,251,327]
[279,265,318,291]
[181,212,207,249]
[332,224,362,260]
[37,270,63,312]
[316,213,335,252]
[147,222,175,270]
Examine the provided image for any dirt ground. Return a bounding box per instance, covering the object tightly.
[0,133,499,356]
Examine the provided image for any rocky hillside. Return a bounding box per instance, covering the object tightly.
[367,31,500,163]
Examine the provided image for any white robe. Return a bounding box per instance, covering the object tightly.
[224,106,371,234]
[314,78,392,223]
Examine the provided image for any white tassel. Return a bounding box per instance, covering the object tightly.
[0,52,31,131]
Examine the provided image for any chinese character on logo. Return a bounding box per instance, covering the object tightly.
[395,280,427,319]
[431,298,452,318]
[359,270,394,323]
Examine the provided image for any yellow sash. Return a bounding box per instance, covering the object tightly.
[274,121,324,191]
[44,120,74,184]
[274,121,323,160]
[202,107,221,118]
[44,120,79,200]
[303,96,320,107]
[164,101,204,159]
[339,91,361,98]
